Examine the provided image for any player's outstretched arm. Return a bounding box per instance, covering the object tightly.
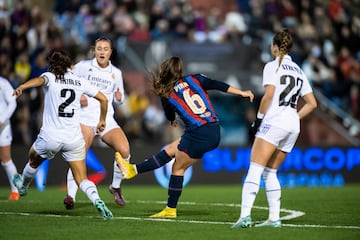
[13,77,45,97]
[226,86,254,103]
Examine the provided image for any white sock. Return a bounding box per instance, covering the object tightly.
[240,162,264,218]
[67,169,78,200]
[111,161,122,188]
[22,162,37,188]
[1,160,18,192]
[111,155,130,188]
[263,167,281,221]
[79,179,100,204]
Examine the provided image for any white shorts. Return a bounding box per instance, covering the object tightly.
[82,117,120,138]
[33,129,86,162]
[255,123,299,153]
[0,123,12,147]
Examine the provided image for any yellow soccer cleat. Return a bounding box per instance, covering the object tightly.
[149,207,177,218]
[115,152,137,180]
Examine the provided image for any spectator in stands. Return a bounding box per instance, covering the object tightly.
[1,0,358,147]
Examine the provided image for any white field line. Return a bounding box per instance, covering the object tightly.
[135,200,305,221]
[1,200,359,230]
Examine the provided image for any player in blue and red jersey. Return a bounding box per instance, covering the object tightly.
[116,56,254,218]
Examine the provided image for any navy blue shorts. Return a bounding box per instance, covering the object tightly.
[178,123,220,158]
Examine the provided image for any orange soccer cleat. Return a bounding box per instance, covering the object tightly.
[8,192,20,201]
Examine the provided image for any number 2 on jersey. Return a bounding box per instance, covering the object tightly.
[279,75,303,109]
[58,88,75,117]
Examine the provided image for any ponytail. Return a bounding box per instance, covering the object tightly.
[273,29,293,72]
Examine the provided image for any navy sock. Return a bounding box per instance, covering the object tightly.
[136,150,172,173]
[167,175,183,208]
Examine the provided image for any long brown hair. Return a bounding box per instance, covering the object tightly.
[48,50,72,79]
[273,29,293,71]
[152,57,183,98]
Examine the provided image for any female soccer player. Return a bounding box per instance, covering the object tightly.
[63,37,130,209]
[12,50,113,220]
[117,56,254,218]
[0,75,19,200]
[232,29,317,228]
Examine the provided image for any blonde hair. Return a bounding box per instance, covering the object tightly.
[273,29,293,71]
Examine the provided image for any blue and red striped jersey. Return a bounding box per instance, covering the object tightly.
[161,74,229,131]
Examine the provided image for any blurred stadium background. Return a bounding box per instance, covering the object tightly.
[0,0,359,188]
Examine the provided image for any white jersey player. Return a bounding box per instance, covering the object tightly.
[0,76,19,200]
[64,37,131,209]
[38,71,99,142]
[74,57,124,131]
[12,50,113,220]
[260,53,313,135]
[233,29,317,228]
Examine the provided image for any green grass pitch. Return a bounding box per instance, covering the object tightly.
[1,184,359,240]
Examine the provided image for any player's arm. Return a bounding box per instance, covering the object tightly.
[113,72,125,105]
[93,91,108,133]
[226,86,254,102]
[298,92,317,120]
[161,97,176,125]
[249,84,274,134]
[0,81,17,125]
[257,84,275,116]
[199,74,254,102]
[13,77,45,97]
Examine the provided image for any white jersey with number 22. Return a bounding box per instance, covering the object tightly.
[262,55,313,133]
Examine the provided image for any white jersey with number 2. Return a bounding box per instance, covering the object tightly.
[262,55,313,133]
[73,58,125,127]
[40,71,99,141]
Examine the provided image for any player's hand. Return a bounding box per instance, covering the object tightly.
[243,90,254,102]
[114,88,122,102]
[249,117,262,136]
[13,87,24,97]
[170,119,178,127]
[96,121,106,134]
[80,95,88,107]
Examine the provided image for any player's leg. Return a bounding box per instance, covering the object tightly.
[136,137,179,173]
[232,138,276,228]
[0,144,19,200]
[254,150,285,228]
[0,125,19,200]
[65,138,113,220]
[116,137,180,179]
[68,159,113,220]
[255,132,297,228]
[150,124,219,218]
[101,126,129,206]
[150,150,197,218]
[64,124,95,209]
[13,146,46,196]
